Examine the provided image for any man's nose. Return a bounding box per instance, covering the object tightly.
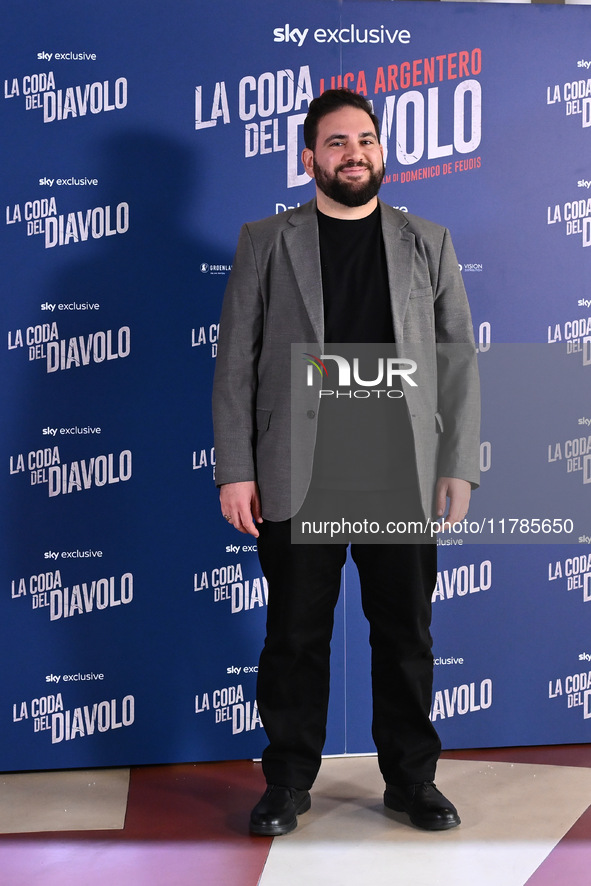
[342,148,363,164]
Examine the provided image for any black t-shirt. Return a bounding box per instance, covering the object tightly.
[318,205,393,344]
[311,206,416,492]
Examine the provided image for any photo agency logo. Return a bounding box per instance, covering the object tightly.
[303,351,417,398]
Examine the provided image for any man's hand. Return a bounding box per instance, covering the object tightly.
[219,481,263,537]
[435,477,471,528]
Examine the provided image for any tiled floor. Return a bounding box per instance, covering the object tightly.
[0,746,590,886]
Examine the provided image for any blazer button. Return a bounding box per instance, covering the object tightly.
[306,410,316,419]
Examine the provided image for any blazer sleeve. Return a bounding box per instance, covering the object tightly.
[434,228,481,488]
[212,223,263,486]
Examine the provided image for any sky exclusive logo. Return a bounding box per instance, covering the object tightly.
[273,24,411,47]
[304,352,417,398]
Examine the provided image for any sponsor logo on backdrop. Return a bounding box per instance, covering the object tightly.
[226,664,258,675]
[37,52,97,62]
[43,426,102,436]
[548,553,591,600]
[432,559,492,602]
[39,178,99,187]
[548,667,591,719]
[547,424,591,486]
[547,316,591,369]
[5,197,129,248]
[11,570,134,619]
[272,23,412,47]
[194,66,312,186]
[225,543,258,554]
[430,678,493,721]
[192,446,216,480]
[547,197,591,248]
[3,71,127,121]
[193,561,268,614]
[191,322,219,357]
[44,549,104,560]
[194,46,483,188]
[46,672,104,683]
[546,67,591,129]
[195,682,262,736]
[9,444,132,496]
[12,691,135,743]
[7,323,130,371]
[41,302,101,312]
[199,262,232,275]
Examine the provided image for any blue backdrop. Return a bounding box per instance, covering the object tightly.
[1,0,590,771]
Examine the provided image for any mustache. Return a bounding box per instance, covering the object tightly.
[337,159,372,172]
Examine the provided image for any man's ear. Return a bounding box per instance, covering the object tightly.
[302,147,315,179]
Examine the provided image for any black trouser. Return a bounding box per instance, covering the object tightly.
[256,519,441,790]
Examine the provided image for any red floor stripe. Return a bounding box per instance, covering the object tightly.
[525,805,591,886]
[0,760,271,886]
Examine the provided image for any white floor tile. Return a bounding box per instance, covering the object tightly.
[259,757,591,886]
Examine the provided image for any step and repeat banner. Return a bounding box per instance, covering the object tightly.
[2,0,590,771]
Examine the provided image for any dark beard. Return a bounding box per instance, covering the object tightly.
[313,158,385,208]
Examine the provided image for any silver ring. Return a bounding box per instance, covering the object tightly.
[223,514,232,522]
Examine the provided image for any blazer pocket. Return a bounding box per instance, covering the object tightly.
[256,408,272,431]
[404,288,435,339]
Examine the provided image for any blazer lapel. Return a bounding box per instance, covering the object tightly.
[281,200,413,346]
[282,201,324,345]
[380,202,415,343]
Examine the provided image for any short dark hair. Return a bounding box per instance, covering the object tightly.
[303,89,380,150]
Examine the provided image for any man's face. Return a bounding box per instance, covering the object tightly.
[302,106,385,208]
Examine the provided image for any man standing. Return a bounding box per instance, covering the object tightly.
[212,89,479,836]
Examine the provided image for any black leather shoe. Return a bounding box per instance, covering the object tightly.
[249,784,311,836]
[384,781,460,830]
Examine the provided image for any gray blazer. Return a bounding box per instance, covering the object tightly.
[212,199,480,522]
